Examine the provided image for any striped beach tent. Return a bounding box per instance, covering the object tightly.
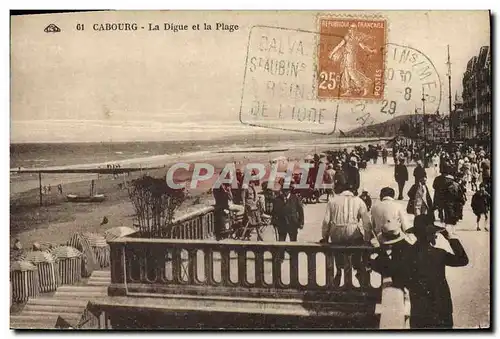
[23,250,59,293]
[51,246,82,285]
[67,233,99,278]
[104,226,136,241]
[82,232,110,268]
[10,260,39,303]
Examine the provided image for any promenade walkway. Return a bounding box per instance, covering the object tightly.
[297,159,490,328]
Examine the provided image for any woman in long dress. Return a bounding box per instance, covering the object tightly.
[329,24,377,96]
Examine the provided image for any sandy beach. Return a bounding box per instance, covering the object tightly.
[10,137,387,249]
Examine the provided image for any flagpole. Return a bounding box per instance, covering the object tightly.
[446,45,453,142]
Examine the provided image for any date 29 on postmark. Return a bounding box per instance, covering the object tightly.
[317,17,387,101]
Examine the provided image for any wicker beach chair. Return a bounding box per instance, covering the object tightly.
[82,232,110,268]
[67,233,99,278]
[10,260,39,303]
[23,250,59,293]
[50,246,83,285]
[104,226,136,242]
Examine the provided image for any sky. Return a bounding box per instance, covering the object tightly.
[11,10,490,143]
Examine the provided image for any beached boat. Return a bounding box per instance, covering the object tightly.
[66,179,105,203]
[66,194,105,203]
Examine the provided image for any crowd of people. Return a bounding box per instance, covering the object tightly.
[211,140,490,329]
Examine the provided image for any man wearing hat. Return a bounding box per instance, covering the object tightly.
[370,187,411,243]
[272,182,304,244]
[413,160,427,183]
[344,159,360,196]
[401,215,469,328]
[322,163,335,201]
[394,158,409,200]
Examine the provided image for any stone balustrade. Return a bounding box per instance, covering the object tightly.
[108,238,381,301]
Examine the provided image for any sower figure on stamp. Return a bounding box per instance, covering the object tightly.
[329,23,377,97]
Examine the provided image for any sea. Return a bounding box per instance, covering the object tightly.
[10,136,385,195]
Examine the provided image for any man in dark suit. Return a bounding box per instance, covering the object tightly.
[272,185,304,243]
[344,160,360,196]
[394,158,409,200]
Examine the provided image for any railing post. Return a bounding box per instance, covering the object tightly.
[108,241,126,296]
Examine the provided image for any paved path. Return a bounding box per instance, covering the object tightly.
[296,159,490,328]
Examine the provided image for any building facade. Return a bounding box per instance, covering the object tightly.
[459,46,491,141]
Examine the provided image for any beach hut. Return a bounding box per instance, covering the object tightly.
[51,246,83,285]
[10,260,39,303]
[83,232,110,268]
[23,250,58,293]
[67,233,99,278]
[104,226,136,242]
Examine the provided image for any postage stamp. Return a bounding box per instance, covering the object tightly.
[317,17,387,101]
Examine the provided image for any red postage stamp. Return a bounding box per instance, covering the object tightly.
[317,17,387,100]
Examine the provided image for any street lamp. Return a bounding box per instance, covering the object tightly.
[421,87,430,167]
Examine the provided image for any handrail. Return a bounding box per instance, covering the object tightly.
[171,206,214,225]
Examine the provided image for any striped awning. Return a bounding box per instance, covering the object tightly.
[24,250,56,264]
[10,260,40,302]
[51,246,82,259]
[67,233,98,278]
[10,260,37,272]
[82,232,108,247]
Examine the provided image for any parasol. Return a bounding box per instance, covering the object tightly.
[83,232,110,268]
[23,250,58,292]
[10,260,39,303]
[104,226,137,241]
[67,233,98,278]
[51,246,82,285]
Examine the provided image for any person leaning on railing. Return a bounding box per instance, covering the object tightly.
[321,181,371,286]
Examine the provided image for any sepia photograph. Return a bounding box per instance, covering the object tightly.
[9,9,491,330]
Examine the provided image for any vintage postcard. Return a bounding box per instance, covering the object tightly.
[10,10,491,330]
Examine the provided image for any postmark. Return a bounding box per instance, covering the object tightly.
[240,24,442,135]
[239,25,344,135]
[345,43,442,130]
[317,17,387,100]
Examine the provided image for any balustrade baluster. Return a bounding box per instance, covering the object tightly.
[359,250,371,289]
[202,218,208,239]
[272,251,283,288]
[288,249,300,289]
[343,252,353,289]
[208,213,214,236]
[139,248,148,281]
[204,249,215,285]
[237,249,248,287]
[220,249,230,286]
[325,249,336,288]
[307,251,317,287]
[188,249,198,284]
[171,248,182,284]
[254,250,265,287]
